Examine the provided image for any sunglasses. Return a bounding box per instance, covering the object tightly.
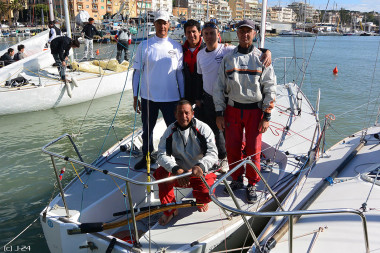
[203,23,218,30]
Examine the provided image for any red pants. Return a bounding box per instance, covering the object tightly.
[153,166,217,216]
[224,105,262,185]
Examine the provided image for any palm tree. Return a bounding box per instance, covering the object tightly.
[9,0,25,26]
[0,2,8,25]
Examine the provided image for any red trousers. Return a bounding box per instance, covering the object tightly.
[224,105,262,185]
[153,166,217,216]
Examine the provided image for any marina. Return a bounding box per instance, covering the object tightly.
[1,34,379,252]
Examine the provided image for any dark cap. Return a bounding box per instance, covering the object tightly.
[88,17,94,22]
[48,21,54,25]
[237,20,255,29]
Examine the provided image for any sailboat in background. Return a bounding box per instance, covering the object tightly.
[0,0,133,116]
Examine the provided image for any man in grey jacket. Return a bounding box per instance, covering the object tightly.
[213,20,276,204]
[154,100,218,225]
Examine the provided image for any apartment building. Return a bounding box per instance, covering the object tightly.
[173,0,188,18]
[269,6,296,22]
[287,1,318,22]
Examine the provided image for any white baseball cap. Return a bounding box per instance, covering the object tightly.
[154,10,170,22]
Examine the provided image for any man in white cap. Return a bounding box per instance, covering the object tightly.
[132,10,185,170]
[213,20,277,204]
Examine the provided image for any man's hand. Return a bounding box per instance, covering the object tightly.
[216,116,225,131]
[174,168,190,187]
[133,96,141,113]
[62,61,66,66]
[258,119,270,133]
[260,50,272,67]
[191,165,203,177]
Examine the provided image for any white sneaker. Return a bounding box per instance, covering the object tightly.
[219,158,229,174]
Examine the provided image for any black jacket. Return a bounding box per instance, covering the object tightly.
[50,36,72,61]
[82,23,100,39]
[0,52,15,66]
[182,40,205,104]
[49,26,61,39]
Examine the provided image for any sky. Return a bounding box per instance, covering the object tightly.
[270,0,380,12]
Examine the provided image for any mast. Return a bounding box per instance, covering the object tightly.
[48,0,54,21]
[259,0,267,48]
[63,0,72,38]
[206,0,209,21]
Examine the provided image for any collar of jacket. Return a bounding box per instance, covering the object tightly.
[237,44,254,54]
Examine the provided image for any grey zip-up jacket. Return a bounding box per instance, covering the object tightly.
[158,118,218,173]
[213,46,277,113]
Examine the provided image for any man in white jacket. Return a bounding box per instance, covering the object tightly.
[154,100,218,225]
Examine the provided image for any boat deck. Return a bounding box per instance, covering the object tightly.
[269,126,380,253]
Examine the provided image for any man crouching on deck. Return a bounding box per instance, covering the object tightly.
[154,99,218,226]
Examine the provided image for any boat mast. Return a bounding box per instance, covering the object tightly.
[206,0,209,21]
[63,0,72,38]
[259,0,268,48]
[48,0,54,21]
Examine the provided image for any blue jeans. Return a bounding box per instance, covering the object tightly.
[141,98,178,155]
[52,54,66,80]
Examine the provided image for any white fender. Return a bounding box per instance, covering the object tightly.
[65,81,72,98]
[71,77,79,87]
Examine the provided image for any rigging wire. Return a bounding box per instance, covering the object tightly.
[362,40,380,138]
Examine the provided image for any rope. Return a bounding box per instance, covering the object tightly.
[1,217,39,248]
[70,161,85,185]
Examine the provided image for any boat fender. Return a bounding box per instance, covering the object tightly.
[71,77,79,87]
[65,81,72,98]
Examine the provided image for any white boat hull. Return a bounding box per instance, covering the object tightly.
[0,70,133,115]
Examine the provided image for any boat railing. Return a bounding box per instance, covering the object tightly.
[42,133,210,247]
[209,160,370,253]
[273,57,306,86]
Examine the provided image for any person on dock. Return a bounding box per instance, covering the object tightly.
[48,20,61,44]
[50,37,80,81]
[115,27,131,63]
[196,21,272,175]
[213,20,277,204]
[154,99,218,226]
[81,17,101,60]
[132,10,184,170]
[0,48,15,66]
[14,44,26,61]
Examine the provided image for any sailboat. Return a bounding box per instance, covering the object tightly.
[246,124,380,253]
[39,2,324,252]
[0,0,133,116]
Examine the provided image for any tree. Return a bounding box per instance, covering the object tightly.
[9,0,25,25]
[0,2,8,24]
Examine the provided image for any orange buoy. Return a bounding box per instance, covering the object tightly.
[96,49,100,56]
[333,66,338,75]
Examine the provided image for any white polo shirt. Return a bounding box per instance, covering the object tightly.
[133,36,184,102]
[196,44,235,96]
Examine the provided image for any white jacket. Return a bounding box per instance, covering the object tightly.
[157,118,218,173]
[213,46,277,113]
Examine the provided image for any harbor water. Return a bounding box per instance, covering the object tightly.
[0,35,379,252]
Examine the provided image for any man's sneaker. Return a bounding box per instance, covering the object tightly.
[223,179,244,195]
[219,157,229,174]
[246,184,258,204]
[134,157,147,170]
[134,155,157,170]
